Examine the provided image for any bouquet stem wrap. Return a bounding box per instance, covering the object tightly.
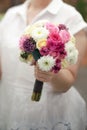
[31,79,43,101]
[31,49,43,101]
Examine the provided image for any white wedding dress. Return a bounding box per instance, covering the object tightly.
[0,0,87,129]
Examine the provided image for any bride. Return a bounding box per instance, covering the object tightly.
[0,0,87,130]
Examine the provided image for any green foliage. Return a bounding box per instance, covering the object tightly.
[75,0,87,22]
[32,49,41,61]
[0,13,4,20]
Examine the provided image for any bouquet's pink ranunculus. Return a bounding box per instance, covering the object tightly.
[59,30,70,43]
[48,30,62,43]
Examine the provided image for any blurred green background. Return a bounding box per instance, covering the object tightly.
[75,0,87,22]
[0,0,87,21]
[64,0,87,22]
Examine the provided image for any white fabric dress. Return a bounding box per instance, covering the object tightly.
[0,0,87,130]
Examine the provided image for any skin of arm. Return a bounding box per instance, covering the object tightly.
[34,29,87,92]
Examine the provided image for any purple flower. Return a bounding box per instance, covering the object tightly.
[52,58,61,73]
[58,24,68,31]
[52,59,61,73]
[59,49,67,59]
[23,37,36,52]
[19,35,29,50]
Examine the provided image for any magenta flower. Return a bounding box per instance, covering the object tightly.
[47,38,58,51]
[59,48,67,59]
[52,59,61,73]
[47,31,62,52]
[40,46,49,56]
[47,38,66,59]
[55,41,66,59]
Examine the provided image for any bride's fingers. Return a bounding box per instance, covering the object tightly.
[30,59,36,65]
[36,76,48,82]
[34,67,53,82]
[35,64,52,75]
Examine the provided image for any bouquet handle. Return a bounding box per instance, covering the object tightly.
[31,79,43,101]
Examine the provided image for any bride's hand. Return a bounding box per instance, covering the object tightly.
[34,64,54,82]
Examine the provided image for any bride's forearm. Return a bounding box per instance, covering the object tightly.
[0,71,2,80]
[50,68,76,93]
[0,69,2,80]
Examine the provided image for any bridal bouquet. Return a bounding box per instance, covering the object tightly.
[19,20,78,101]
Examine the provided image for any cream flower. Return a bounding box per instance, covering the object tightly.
[70,35,76,44]
[27,54,34,62]
[61,59,68,68]
[36,39,47,50]
[38,55,55,71]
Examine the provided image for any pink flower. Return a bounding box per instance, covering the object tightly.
[45,22,59,33]
[47,38,66,59]
[47,38,58,51]
[46,31,62,52]
[55,42,67,59]
[48,31,62,43]
[59,30,70,43]
[59,48,67,59]
[49,51,59,58]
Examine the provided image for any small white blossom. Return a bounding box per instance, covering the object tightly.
[30,27,49,41]
[38,55,55,71]
[65,41,78,64]
[65,41,75,53]
[66,50,78,64]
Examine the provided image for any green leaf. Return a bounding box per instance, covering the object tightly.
[32,49,41,61]
[20,52,29,59]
